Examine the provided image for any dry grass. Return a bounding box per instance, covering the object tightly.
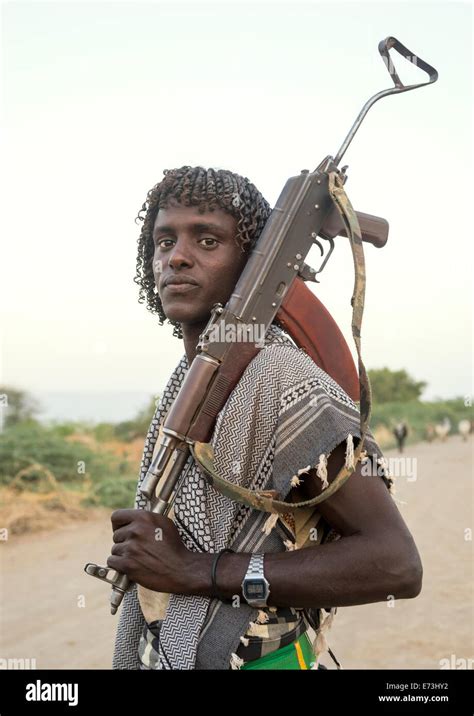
[0,487,91,535]
[0,462,101,535]
[0,431,143,536]
[100,437,144,463]
[66,433,144,464]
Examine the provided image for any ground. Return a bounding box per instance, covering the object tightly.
[1,437,472,669]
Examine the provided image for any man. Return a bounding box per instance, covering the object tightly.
[110,166,422,670]
[393,422,408,453]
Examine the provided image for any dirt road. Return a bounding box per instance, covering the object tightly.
[1,437,472,669]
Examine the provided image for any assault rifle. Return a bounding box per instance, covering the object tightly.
[85,37,437,614]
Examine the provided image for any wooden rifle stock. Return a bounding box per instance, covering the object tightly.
[277,278,360,401]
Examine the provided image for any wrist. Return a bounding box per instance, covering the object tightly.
[183,552,214,596]
[184,551,249,599]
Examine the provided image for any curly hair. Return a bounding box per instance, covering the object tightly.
[134,166,272,338]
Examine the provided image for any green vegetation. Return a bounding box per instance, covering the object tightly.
[0,423,109,486]
[0,385,41,428]
[0,387,160,514]
[368,368,427,403]
[112,396,158,442]
[83,476,139,509]
[0,421,138,511]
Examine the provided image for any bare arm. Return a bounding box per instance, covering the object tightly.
[109,443,423,608]
[185,442,423,608]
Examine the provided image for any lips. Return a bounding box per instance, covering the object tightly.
[163,275,199,288]
[164,282,199,294]
[161,275,199,295]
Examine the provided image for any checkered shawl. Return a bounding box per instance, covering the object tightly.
[112,324,386,670]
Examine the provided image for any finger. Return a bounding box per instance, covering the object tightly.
[110,543,126,557]
[107,555,127,573]
[111,509,139,528]
[112,526,129,543]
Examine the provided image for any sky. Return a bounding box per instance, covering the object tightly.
[1,0,472,421]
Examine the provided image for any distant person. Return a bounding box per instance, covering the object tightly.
[393,422,408,453]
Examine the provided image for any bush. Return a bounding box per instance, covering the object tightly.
[93,422,116,442]
[85,476,137,509]
[0,422,140,512]
[0,423,113,486]
[113,396,158,442]
[48,422,90,438]
[0,386,41,427]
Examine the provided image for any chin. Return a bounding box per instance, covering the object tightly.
[163,307,208,325]
[162,291,213,319]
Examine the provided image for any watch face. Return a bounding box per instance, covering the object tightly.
[244,579,266,600]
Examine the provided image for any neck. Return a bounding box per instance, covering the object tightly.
[181,320,209,365]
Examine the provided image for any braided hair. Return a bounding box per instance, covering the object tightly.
[134,166,272,338]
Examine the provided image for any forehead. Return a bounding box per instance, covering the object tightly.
[153,200,237,235]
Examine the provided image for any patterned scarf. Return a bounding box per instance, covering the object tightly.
[113,324,386,670]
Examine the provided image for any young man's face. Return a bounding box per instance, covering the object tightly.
[153,200,248,328]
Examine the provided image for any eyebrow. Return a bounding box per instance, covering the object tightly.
[153,222,229,238]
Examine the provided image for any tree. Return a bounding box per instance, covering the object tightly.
[368,368,426,404]
[114,395,160,442]
[0,386,41,428]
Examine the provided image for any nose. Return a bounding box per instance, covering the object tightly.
[167,238,194,270]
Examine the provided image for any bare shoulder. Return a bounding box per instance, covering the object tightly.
[290,441,412,542]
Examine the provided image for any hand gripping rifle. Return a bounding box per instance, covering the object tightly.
[85,37,437,614]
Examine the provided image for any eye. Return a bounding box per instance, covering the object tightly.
[198,237,219,248]
[155,238,175,249]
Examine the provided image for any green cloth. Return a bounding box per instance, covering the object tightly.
[241,632,315,670]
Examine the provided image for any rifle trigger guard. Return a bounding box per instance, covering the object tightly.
[313,236,335,278]
[313,237,324,256]
[298,235,335,284]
